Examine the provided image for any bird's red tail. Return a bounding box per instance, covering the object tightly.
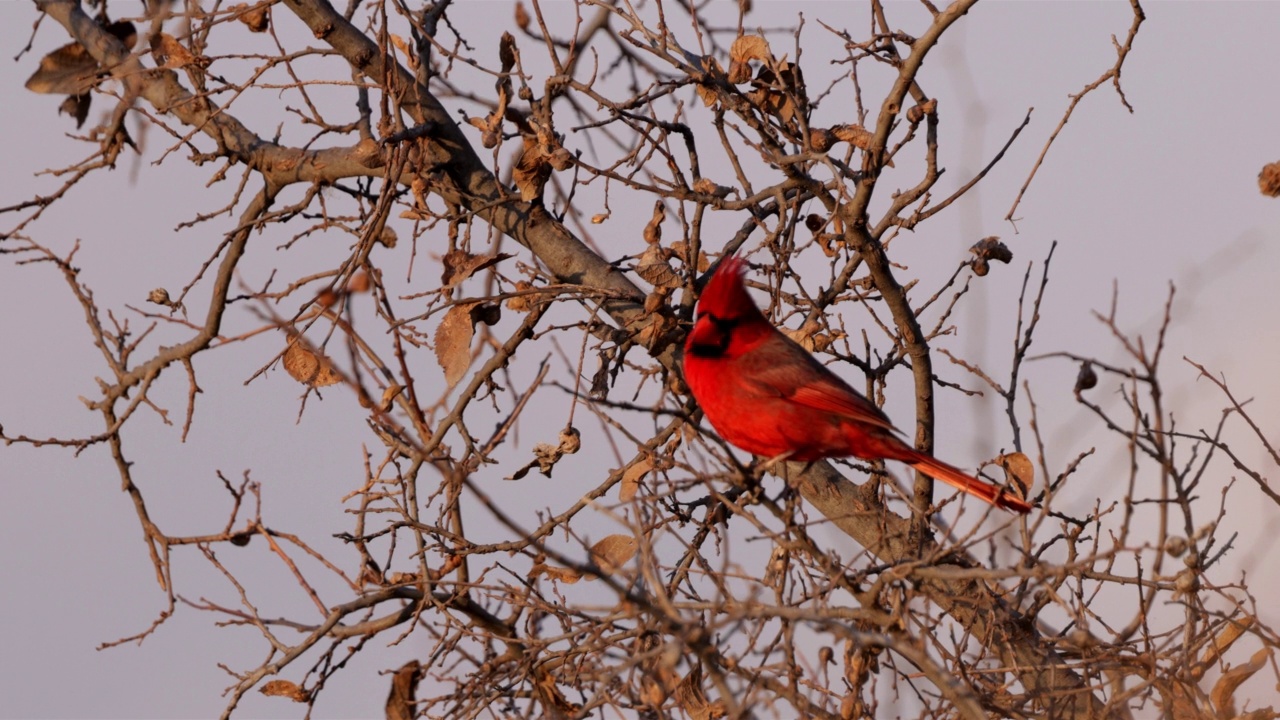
[905,451,1033,513]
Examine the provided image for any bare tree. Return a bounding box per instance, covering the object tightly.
[6,0,1278,718]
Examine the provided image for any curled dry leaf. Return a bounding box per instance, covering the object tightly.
[347,270,371,294]
[692,177,733,199]
[694,56,725,107]
[150,33,203,69]
[589,534,639,576]
[229,3,270,32]
[642,201,666,244]
[1259,162,1280,198]
[1210,648,1270,718]
[379,383,405,412]
[506,280,536,312]
[619,457,653,502]
[513,135,552,202]
[675,665,727,720]
[441,250,513,290]
[906,98,938,124]
[832,124,873,150]
[377,226,397,248]
[530,561,583,584]
[505,426,580,480]
[970,236,1013,276]
[784,321,821,352]
[353,137,383,168]
[514,1,531,30]
[668,240,709,272]
[283,340,341,387]
[591,212,610,224]
[995,452,1035,499]
[259,679,311,703]
[636,243,680,290]
[25,21,137,96]
[385,661,422,720]
[1075,362,1098,393]
[728,35,772,84]
[434,302,479,388]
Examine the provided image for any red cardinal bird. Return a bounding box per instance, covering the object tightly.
[682,256,1032,513]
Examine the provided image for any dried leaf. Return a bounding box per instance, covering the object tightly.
[506,426,580,480]
[642,201,666,244]
[970,236,1013,264]
[1259,162,1280,198]
[692,177,733,199]
[530,562,583,584]
[388,34,418,71]
[675,665,727,720]
[995,452,1034,499]
[434,303,478,388]
[506,280,536,312]
[534,670,580,714]
[229,3,270,32]
[728,35,772,84]
[906,98,938,123]
[283,340,341,387]
[442,251,512,290]
[591,212,610,224]
[385,661,422,720]
[150,33,200,69]
[259,679,310,703]
[513,135,551,202]
[25,21,136,96]
[514,2,531,31]
[379,383,404,412]
[589,534,638,576]
[347,270,371,294]
[636,243,679,289]
[58,93,91,128]
[1075,362,1098,393]
[619,457,653,501]
[832,124,873,150]
[784,321,821,352]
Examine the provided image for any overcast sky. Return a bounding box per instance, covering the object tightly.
[3,2,1279,717]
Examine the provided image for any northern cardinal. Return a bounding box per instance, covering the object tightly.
[682,256,1032,513]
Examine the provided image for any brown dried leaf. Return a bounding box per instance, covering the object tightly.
[434,303,478,388]
[1198,617,1256,671]
[385,661,422,720]
[530,562,583,584]
[514,2,531,30]
[506,427,580,480]
[442,251,512,290]
[150,33,199,69]
[283,340,341,387]
[1259,162,1280,198]
[591,212,610,224]
[1075,362,1098,393]
[730,35,772,66]
[59,93,91,128]
[259,679,310,703]
[784,321,820,352]
[730,31,768,56]
[388,34,418,71]
[230,3,270,32]
[692,177,733,199]
[995,451,1034,498]
[970,236,1013,264]
[379,383,404,412]
[506,280,536,312]
[832,124,873,150]
[642,201,666,244]
[675,665,727,720]
[589,534,638,576]
[619,457,653,502]
[906,98,938,123]
[26,21,136,96]
[636,243,679,290]
[1215,660,1280,720]
[513,135,551,202]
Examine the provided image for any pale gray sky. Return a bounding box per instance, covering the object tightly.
[3,2,1278,717]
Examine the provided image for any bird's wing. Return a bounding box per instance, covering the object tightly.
[741,352,898,433]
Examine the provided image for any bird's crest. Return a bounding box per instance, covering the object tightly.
[697,255,759,321]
